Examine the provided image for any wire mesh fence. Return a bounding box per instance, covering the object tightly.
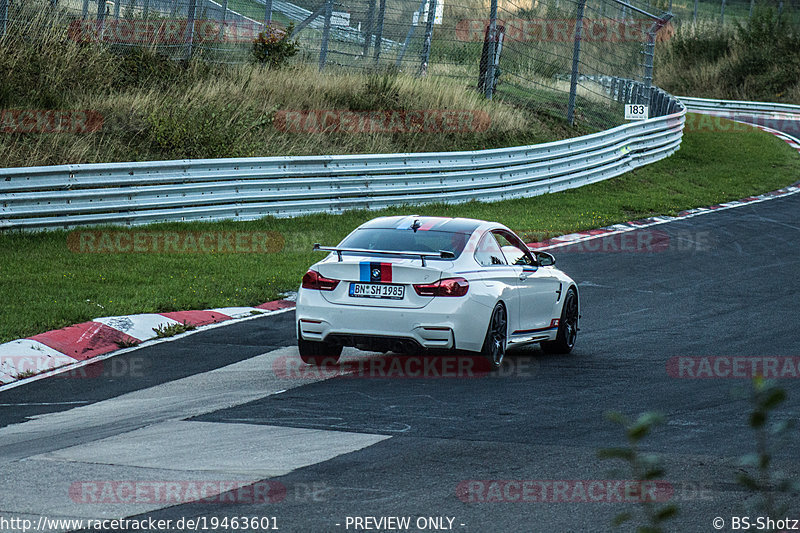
[1,0,683,130]
[667,0,799,27]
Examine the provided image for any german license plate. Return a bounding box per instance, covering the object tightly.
[349,283,405,299]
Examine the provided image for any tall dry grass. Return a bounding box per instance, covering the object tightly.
[0,2,586,168]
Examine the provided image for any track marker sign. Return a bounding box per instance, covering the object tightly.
[625,104,649,121]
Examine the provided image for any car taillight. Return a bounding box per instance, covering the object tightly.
[301,270,339,291]
[413,277,469,297]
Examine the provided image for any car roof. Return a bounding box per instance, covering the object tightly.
[357,215,491,235]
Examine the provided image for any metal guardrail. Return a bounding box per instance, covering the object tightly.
[1,91,686,231]
[677,96,800,117]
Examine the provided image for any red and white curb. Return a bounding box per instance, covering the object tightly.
[530,123,800,251]
[0,299,295,387]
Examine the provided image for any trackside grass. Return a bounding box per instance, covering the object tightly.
[1,116,799,342]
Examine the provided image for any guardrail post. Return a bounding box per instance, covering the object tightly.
[372,0,386,65]
[484,0,498,99]
[417,0,436,76]
[319,0,332,71]
[566,0,586,126]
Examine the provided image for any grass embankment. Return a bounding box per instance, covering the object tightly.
[656,9,800,103]
[2,116,799,342]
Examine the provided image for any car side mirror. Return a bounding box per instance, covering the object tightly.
[536,251,556,266]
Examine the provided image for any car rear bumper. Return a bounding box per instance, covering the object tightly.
[296,289,492,352]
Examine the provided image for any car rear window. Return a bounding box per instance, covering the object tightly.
[338,228,471,259]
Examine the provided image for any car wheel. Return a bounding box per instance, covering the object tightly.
[541,287,578,354]
[298,335,342,365]
[480,302,507,369]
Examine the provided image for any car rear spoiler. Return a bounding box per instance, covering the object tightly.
[313,244,455,267]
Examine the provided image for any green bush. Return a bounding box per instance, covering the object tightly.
[659,8,800,102]
[668,31,732,66]
[145,100,248,158]
[115,47,187,89]
[252,22,299,69]
[720,8,800,98]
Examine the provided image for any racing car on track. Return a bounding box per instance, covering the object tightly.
[296,216,579,368]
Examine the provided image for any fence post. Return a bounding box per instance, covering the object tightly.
[362,0,375,58]
[114,0,120,19]
[693,0,698,22]
[417,0,436,76]
[142,0,149,19]
[218,0,228,41]
[642,20,662,110]
[185,0,197,60]
[484,0,498,99]
[319,0,332,71]
[264,0,272,25]
[83,0,90,18]
[96,0,107,31]
[396,0,427,67]
[566,0,586,126]
[749,0,754,17]
[720,0,726,25]
[372,0,386,65]
[0,0,7,39]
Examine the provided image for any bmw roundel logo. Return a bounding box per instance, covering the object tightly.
[372,268,381,278]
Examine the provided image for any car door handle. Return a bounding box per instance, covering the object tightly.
[519,273,530,281]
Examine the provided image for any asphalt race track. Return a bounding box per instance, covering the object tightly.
[1,188,799,532]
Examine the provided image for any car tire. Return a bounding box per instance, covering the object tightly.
[298,335,342,365]
[480,302,507,369]
[541,287,578,354]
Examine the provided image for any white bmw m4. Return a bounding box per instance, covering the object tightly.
[295,215,579,368]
